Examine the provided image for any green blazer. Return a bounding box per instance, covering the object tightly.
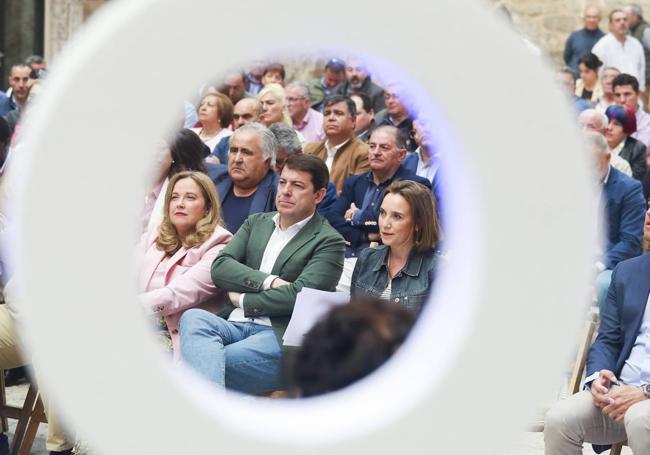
[212,211,345,346]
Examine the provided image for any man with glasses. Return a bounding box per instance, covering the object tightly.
[374,85,417,151]
[285,81,324,143]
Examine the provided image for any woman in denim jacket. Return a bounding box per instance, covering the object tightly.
[350,180,441,314]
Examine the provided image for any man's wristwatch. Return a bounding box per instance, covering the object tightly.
[640,384,650,399]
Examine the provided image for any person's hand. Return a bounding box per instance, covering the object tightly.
[368,232,381,242]
[591,369,617,408]
[205,155,221,165]
[228,292,241,306]
[602,385,646,421]
[271,277,291,288]
[344,203,359,221]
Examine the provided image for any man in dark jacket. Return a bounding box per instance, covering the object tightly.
[335,58,385,114]
[212,122,279,233]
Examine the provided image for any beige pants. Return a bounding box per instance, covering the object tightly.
[544,389,650,454]
[0,304,72,451]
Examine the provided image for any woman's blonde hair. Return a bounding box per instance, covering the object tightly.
[155,171,222,255]
[257,83,293,127]
[384,180,441,252]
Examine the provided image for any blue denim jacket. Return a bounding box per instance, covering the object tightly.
[350,245,439,313]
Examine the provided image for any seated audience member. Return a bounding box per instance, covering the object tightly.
[220,72,251,105]
[143,129,211,231]
[544,252,650,454]
[579,109,632,176]
[403,118,442,187]
[644,152,650,201]
[139,171,232,357]
[213,122,279,234]
[326,126,430,290]
[283,298,415,397]
[304,95,370,194]
[350,92,375,143]
[190,91,234,153]
[257,83,293,128]
[336,58,385,113]
[612,73,650,148]
[308,58,346,112]
[374,85,417,151]
[261,63,286,87]
[586,131,645,313]
[557,67,592,114]
[351,180,441,314]
[245,62,265,95]
[285,82,324,142]
[269,122,336,214]
[208,97,262,165]
[595,67,621,113]
[605,104,647,180]
[575,52,604,104]
[179,155,345,394]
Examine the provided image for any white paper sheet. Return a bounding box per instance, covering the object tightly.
[282,288,350,347]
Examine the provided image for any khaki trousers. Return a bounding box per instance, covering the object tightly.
[544,390,650,454]
[0,304,72,452]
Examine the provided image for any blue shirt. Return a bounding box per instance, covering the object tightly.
[564,28,605,73]
[221,188,255,234]
[619,292,650,386]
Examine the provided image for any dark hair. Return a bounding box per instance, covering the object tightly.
[609,8,624,22]
[323,95,357,117]
[577,52,603,71]
[283,154,329,192]
[263,63,286,80]
[350,92,373,113]
[169,129,209,176]
[284,298,415,397]
[612,73,640,92]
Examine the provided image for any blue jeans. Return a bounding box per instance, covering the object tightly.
[596,269,613,314]
[179,309,281,395]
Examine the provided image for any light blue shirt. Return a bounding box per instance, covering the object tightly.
[619,292,650,386]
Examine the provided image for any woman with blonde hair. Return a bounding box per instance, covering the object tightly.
[257,83,293,127]
[350,180,442,314]
[190,91,234,152]
[139,171,232,357]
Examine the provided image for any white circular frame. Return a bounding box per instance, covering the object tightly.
[9,0,594,454]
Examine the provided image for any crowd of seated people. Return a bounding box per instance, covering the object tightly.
[6,15,650,449]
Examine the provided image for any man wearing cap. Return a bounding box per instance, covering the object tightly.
[335,58,386,114]
[308,58,346,112]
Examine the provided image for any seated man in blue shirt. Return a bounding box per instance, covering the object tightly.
[213,122,279,234]
[324,125,430,290]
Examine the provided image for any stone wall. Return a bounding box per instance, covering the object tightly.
[501,0,650,65]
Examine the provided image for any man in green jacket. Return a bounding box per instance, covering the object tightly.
[179,155,345,394]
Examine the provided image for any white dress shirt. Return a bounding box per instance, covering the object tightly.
[592,34,646,91]
[324,139,350,171]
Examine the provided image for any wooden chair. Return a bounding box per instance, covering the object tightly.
[0,370,48,455]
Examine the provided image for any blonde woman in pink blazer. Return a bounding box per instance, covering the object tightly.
[139,171,232,359]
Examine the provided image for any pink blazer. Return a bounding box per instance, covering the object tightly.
[138,224,232,358]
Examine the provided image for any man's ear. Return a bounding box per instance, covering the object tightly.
[397,148,407,162]
[314,187,327,205]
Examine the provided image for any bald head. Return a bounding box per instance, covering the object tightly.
[578,109,608,133]
[584,6,602,30]
[233,97,262,129]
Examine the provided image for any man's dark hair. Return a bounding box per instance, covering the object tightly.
[351,92,373,114]
[323,94,357,117]
[283,154,329,192]
[612,73,640,92]
[283,298,415,397]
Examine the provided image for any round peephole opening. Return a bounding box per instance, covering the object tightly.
[135,50,480,445]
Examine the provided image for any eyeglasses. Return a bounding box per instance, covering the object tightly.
[286,96,306,103]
